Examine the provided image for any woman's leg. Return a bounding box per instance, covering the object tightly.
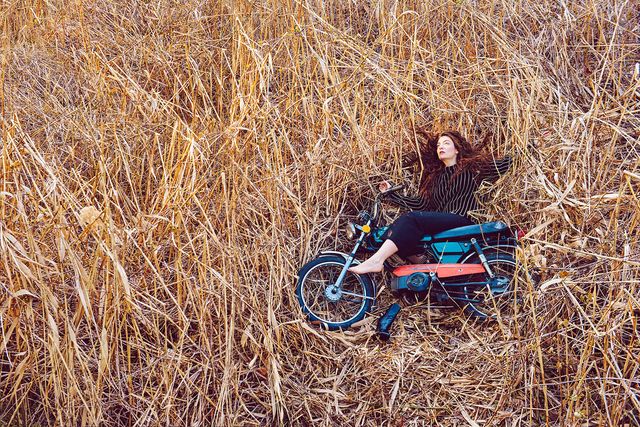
[348,212,420,274]
[349,211,472,274]
[348,239,398,274]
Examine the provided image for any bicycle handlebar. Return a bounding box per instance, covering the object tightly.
[383,184,405,195]
[372,184,405,223]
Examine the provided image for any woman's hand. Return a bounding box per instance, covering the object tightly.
[378,180,392,193]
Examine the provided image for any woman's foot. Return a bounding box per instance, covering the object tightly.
[349,239,399,275]
[349,257,385,274]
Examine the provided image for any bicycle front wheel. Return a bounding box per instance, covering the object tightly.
[295,256,375,330]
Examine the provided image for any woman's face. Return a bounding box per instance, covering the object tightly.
[437,135,459,164]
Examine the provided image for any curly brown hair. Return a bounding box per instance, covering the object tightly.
[406,128,494,199]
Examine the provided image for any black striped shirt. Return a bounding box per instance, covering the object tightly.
[388,156,512,218]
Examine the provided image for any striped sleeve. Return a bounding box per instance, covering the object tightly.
[387,191,432,211]
[477,156,513,183]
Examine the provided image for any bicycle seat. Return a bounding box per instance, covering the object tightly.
[420,221,508,243]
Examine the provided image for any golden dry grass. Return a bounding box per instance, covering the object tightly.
[1,0,639,425]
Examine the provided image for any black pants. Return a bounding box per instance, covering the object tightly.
[383,211,473,258]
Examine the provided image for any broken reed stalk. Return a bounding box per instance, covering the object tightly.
[0,0,639,425]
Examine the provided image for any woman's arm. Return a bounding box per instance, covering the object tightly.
[477,155,513,183]
[387,191,432,211]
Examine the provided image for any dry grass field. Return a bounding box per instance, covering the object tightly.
[1,0,639,425]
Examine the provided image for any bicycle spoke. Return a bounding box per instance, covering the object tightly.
[340,290,374,301]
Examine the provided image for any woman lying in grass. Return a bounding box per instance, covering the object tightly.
[350,129,512,274]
